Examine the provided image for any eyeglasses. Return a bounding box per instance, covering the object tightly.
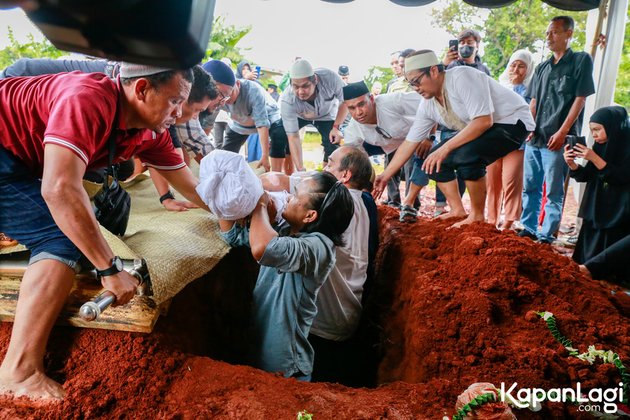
[218,87,234,102]
[375,126,392,139]
[406,72,428,88]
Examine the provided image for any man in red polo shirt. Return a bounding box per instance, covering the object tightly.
[0,63,208,400]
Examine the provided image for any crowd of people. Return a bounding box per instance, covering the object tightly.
[0,13,628,402]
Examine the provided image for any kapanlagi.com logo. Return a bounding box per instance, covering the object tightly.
[500,381,625,414]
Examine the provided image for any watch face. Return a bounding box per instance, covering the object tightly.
[114,257,124,271]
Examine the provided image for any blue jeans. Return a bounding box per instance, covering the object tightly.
[0,147,81,269]
[521,145,568,241]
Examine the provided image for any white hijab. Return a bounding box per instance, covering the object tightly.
[498,49,535,90]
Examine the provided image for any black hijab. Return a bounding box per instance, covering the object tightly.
[589,106,630,164]
[579,106,630,229]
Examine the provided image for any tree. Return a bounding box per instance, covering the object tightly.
[204,16,252,65]
[613,6,629,108]
[365,65,394,91]
[0,28,64,69]
[431,0,587,77]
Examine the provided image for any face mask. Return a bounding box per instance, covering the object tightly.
[459,45,475,59]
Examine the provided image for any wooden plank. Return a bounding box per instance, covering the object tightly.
[0,274,164,333]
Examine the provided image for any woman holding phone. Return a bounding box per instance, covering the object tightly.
[564,106,630,278]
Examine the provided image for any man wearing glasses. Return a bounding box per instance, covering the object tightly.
[340,81,432,222]
[373,50,535,228]
[279,59,348,171]
[202,60,283,172]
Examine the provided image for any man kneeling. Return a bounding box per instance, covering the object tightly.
[374,50,535,227]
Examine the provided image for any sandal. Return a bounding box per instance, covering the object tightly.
[399,205,418,223]
[0,232,18,248]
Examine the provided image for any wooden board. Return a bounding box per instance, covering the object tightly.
[0,274,164,333]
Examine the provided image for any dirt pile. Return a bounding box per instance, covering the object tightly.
[373,207,630,418]
[0,208,628,419]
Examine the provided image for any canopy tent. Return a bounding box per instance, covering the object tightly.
[322,0,601,11]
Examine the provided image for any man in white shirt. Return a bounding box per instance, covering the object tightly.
[373,49,535,228]
[340,81,432,222]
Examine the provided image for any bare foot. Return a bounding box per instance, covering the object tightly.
[436,210,467,220]
[0,370,65,401]
[450,214,485,229]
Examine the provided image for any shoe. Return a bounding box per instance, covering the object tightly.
[433,206,446,217]
[567,235,578,245]
[387,201,401,209]
[517,230,537,240]
[536,238,553,245]
[512,221,524,231]
[399,205,418,223]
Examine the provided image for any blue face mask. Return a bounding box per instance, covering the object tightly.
[459,45,475,59]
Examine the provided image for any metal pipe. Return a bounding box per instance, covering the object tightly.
[78,258,150,321]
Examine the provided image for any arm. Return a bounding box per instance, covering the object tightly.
[287,133,304,171]
[148,148,198,212]
[422,115,494,175]
[330,102,349,144]
[156,166,210,212]
[372,140,417,199]
[41,145,137,304]
[249,194,278,261]
[547,97,587,151]
[574,143,630,185]
[256,126,271,172]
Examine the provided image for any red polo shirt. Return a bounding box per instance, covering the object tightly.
[0,71,184,177]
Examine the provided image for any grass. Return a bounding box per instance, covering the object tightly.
[302,131,385,175]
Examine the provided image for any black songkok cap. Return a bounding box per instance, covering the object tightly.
[342,81,369,101]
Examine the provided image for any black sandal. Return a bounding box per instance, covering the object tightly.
[399,205,418,223]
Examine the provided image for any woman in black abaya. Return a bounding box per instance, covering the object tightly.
[564,105,630,282]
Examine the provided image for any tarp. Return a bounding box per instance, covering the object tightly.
[322,0,601,11]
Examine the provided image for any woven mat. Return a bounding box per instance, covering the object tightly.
[1,167,230,305]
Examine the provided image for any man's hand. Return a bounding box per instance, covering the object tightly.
[329,127,343,145]
[443,50,458,66]
[162,198,198,212]
[101,271,139,306]
[257,155,271,172]
[547,129,567,151]
[372,174,389,200]
[415,139,433,159]
[422,145,451,175]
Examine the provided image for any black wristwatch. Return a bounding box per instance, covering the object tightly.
[96,256,124,278]
[429,134,437,142]
[159,190,175,204]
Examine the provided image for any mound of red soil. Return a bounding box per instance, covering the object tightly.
[373,207,630,418]
[0,208,628,419]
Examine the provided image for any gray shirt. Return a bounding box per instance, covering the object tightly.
[221,224,336,377]
[227,79,281,135]
[280,68,345,134]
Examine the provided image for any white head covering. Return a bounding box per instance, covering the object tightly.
[119,62,172,78]
[290,59,315,79]
[195,150,264,221]
[498,49,535,89]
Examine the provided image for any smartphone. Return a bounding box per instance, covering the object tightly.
[255,65,261,78]
[565,135,586,149]
[449,39,458,52]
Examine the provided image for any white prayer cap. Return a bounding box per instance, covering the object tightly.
[290,59,315,79]
[195,150,264,221]
[119,62,172,78]
[404,51,440,74]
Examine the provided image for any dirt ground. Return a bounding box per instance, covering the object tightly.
[0,204,628,419]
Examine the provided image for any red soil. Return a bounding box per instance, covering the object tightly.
[0,207,628,419]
